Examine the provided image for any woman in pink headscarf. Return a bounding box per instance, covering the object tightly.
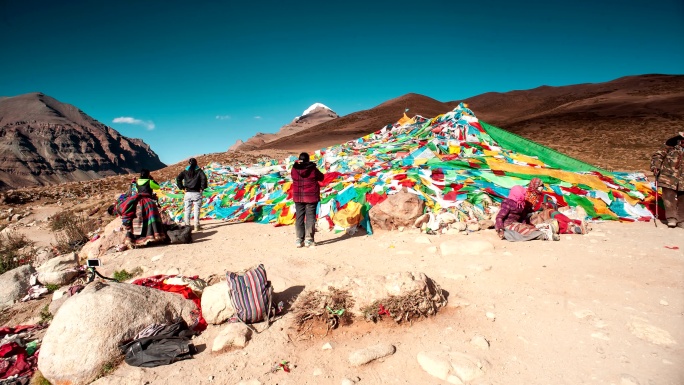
[496,185,557,241]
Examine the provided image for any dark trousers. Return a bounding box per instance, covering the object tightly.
[662,187,684,223]
[295,202,317,241]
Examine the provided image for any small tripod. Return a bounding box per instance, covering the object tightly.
[86,266,118,283]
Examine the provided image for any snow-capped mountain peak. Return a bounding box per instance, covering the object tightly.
[301,103,332,117]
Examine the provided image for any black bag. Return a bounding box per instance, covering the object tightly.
[167,225,192,244]
[119,320,196,367]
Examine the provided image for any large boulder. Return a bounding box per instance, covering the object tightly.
[200,282,235,324]
[0,264,35,309]
[369,190,424,230]
[36,252,79,286]
[38,281,198,385]
[79,217,125,260]
[318,272,442,317]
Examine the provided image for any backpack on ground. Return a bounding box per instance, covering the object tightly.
[226,264,275,327]
[166,225,192,244]
[119,319,196,367]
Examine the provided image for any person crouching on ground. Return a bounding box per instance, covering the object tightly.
[496,185,558,241]
[176,158,208,231]
[291,152,325,248]
[651,132,684,228]
[137,169,160,196]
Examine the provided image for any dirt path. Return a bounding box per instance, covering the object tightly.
[6,213,684,385]
[89,217,684,385]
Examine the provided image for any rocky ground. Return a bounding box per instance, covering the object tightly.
[2,208,683,384]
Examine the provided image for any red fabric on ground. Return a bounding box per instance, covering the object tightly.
[0,342,22,358]
[0,342,36,380]
[132,275,207,332]
[321,172,343,186]
[0,325,41,339]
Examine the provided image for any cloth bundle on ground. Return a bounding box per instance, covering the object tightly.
[119,320,196,368]
[0,324,44,381]
[132,275,207,332]
[226,264,275,327]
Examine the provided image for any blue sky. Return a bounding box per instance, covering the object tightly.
[1,0,683,165]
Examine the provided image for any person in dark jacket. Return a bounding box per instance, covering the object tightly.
[651,132,684,228]
[136,169,160,196]
[291,152,325,247]
[176,158,208,231]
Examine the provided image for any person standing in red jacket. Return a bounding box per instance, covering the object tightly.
[291,152,325,248]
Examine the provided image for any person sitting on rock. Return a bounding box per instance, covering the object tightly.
[496,185,559,241]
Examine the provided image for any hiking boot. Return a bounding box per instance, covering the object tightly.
[667,219,677,228]
[194,224,201,232]
[295,239,303,248]
[304,239,316,248]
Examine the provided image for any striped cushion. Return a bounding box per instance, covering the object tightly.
[226,264,271,324]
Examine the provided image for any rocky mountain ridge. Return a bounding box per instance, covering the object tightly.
[230,103,339,151]
[0,93,166,190]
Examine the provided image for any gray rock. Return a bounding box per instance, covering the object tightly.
[48,296,68,316]
[34,247,55,268]
[348,343,396,366]
[0,264,35,309]
[417,351,490,384]
[201,283,235,324]
[36,252,79,286]
[318,271,444,317]
[620,373,641,385]
[78,218,125,260]
[470,335,490,350]
[369,190,425,230]
[212,323,251,352]
[38,281,198,385]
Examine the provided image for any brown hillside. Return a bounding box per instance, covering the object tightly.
[462,74,684,171]
[257,74,684,172]
[262,93,453,153]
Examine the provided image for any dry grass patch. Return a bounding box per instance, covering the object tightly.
[0,229,35,274]
[361,280,447,324]
[292,287,354,333]
[49,210,98,254]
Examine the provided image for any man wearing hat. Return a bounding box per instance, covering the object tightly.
[651,132,684,228]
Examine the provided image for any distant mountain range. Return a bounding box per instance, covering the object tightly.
[0,93,165,190]
[229,103,339,151]
[2,74,682,191]
[246,74,684,172]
